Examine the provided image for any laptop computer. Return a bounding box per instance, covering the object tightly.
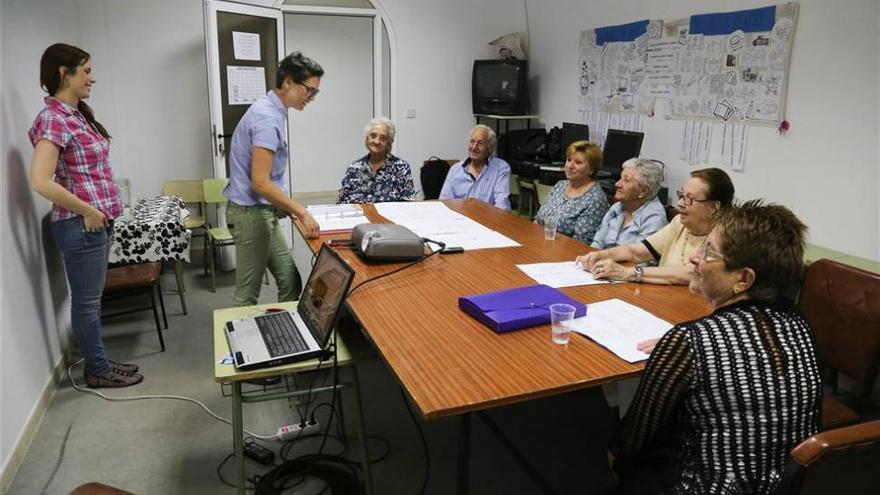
[224,244,355,371]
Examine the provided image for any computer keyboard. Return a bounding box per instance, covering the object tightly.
[256,312,308,357]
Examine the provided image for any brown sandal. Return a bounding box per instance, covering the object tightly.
[85,369,144,388]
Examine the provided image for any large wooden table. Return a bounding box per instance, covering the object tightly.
[302,199,711,420]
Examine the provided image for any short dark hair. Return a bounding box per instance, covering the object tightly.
[691,167,734,207]
[715,199,807,302]
[275,51,324,89]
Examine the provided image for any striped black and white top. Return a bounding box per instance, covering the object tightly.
[610,300,822,495]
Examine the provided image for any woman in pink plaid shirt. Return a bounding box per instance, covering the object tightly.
[29,43,142,388]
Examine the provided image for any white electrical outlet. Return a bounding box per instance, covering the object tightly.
[275,421,320,441]
[405,107,416,118]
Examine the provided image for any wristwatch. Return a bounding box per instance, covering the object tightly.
[633,265,644,283]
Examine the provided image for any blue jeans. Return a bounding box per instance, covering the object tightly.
[52,216,114,375]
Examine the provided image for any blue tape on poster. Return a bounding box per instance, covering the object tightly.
[595,20,649,46]
[689,5,776,35]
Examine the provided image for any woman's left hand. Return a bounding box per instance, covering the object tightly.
[590,259,628,281]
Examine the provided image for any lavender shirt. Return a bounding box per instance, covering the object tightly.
[225,91,289,206]
[439,156,511,210]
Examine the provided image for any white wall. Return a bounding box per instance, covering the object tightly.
[527,0,880,260]
[1,0,211,476]
[1,0,86,475]
[377,0,527,170]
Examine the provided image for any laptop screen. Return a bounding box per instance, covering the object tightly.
[298,245,355,344]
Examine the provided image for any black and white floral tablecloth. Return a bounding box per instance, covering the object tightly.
[110,195,191,264]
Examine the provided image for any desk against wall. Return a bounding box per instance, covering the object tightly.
[299,199,710,419]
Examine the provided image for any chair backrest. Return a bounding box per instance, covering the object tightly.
[162,180,204,204]
[509,173,521,196]
[776,419,880,495]
[202,178,229,205]
[799,259,880,401]
[420,158,454,200]
[535,182,554,206]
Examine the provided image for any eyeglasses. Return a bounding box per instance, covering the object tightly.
[297,81,320,98]
[676,189,712,207]
[698,240,725,262]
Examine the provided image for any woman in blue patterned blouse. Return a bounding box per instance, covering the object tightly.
[337,117,415,204]
[534,140,609,244]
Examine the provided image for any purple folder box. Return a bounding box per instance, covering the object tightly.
[458,284,587,333]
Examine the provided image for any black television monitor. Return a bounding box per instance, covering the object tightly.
[601,129,644,179]
[559,122,590,162]
[472,59,530,116]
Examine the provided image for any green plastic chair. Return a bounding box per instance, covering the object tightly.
[202,178,234,292]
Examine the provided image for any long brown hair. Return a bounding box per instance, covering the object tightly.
[39,43,111,139]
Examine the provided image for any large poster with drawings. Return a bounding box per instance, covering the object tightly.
[579,19,663,115]
[661,3,798,125]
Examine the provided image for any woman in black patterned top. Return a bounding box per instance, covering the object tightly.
[609,200,821,495]
[337,117,415,204]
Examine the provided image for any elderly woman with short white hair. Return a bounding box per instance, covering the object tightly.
[337,116,415,204]
[591,158,668,250]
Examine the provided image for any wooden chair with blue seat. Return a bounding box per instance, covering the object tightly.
[798,259,880,430]
[202,177,235,292]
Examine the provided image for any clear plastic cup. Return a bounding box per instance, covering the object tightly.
[549,303,576,345]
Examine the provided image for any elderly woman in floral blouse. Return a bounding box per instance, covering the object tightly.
[534,140,609,244]
[337,117,415,204]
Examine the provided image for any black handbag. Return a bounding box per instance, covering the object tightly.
[420,156,452,200]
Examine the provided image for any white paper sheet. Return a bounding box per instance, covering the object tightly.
[710,123,749,171]
[232,31,261,61]
[227,66,265,105]
[568,298,673,363]
[374,202,520,250]
[307,204,368,233]
[516,261,609,288]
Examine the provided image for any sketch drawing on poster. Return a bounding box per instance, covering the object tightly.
[661,3,798,126]
[579,3,797,127]
[578,19,662,115]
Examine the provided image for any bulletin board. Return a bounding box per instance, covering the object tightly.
[579,3,799,126]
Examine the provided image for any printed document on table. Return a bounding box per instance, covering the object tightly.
[374,202,519,250]
[306,204,368,233]
[516,261,609,287]
[568,298,673,363]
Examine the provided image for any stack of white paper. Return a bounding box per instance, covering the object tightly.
[307,204,368,233]
[568,298,674,363]
[516,261,609,288]
[374,202,519,250]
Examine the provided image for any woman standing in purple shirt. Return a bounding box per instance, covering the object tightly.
[224,52,323,307]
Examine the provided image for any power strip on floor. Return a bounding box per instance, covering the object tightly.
[276,421,320,441]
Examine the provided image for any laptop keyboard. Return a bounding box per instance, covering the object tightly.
[256,313,309,357]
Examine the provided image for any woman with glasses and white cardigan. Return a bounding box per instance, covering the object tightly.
[576,168,735,286]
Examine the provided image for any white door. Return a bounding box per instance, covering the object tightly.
[204,0,284,180]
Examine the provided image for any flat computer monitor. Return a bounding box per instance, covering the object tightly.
[559,122,590,161]
[601,129,644,179]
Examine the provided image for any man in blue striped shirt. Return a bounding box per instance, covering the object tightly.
[439,125,511,210]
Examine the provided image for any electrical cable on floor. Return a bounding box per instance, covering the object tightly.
[66,359,276,440]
